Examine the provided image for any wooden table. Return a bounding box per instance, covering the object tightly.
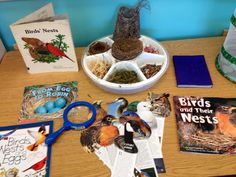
[0,37,236,177]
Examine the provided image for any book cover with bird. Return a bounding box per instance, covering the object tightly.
[0,121,53,177]
[10,3,78,74]
[173,96,236,154]
[20,81,78,123]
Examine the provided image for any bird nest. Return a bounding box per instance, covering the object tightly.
[187,131,236,154]
[20,84,77,121]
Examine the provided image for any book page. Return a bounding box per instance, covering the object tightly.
[95,147,111,169]
[148,118,166,173]
[106,144,118,168]
[111,150,137,177]
[12,3,54,26]
[135,140,158,177]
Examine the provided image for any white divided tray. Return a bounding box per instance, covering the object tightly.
[82,35,169,94]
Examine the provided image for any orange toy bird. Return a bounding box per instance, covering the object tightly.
[23,156,48,172]
[215,106,236,138]
[27,125,48,151]
[46,43,75,63]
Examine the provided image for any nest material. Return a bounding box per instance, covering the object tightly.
[20,85,77,120]
[185,131,236,154]
[113,6,140,41]
[88,41,110,55]
[111,38,143,60]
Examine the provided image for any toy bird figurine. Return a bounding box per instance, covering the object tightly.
[27,125,48,151]
[80,115,119,153]
[215,106,236,138]
[23,156,48,172]
[46,43,75,63]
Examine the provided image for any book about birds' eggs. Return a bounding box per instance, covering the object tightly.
[10,3,78,74]
[173,96,236,154]
[0,121,53,177]
[20,81,78,123]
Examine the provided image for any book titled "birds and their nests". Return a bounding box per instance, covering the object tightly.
[10,3,78,74]
[173,96,236,154]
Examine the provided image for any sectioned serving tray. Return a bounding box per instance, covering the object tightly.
[82,35,169,94]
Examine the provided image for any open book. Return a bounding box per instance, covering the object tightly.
[10,3,78,74]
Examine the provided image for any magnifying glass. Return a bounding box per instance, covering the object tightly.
[45,101,96,146]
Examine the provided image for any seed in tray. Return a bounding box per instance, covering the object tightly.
[144,46,159,54]
[88,41,110,55]
[107,69,140,84]
[141,64,162,78]
[88,59,111,79]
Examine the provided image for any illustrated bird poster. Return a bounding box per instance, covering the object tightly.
[173,96,236,154]
[10,3,78,74]
[0,121,53,177]
[20,81,78,123]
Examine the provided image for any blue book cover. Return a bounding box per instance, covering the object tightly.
[173,55,213,88]
[0,121,53,177]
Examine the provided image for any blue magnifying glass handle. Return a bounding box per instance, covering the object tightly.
[45,126,67,146]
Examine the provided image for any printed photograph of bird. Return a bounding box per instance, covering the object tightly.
[80,115,119,153]
[0,129,17,141]
[27,125,48,151]
[23,156,48,172]
[136,101,157,128]
[215,106,236,138]
[134,168,150,177]
[147,92,171,117]
[120,111,151,139]
[108,97,129,117]
[88,100,107,124]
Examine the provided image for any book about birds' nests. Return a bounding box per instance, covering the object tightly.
[173,96,236,154]
[20,81,78,123]
[10,3,78,74]
[0,121,53,177]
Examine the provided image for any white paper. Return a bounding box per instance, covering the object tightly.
[135,140,158,177]
[95,147,111,169]
[12,3,54,25]
[111,150,137,177]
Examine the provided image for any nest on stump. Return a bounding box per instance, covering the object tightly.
[111,0,150,60]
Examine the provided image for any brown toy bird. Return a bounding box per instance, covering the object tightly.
[215,106,236,138]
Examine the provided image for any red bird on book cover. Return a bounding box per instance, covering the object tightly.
[215,106,236,138]
[46,43,75,63]
[23,156,48,172]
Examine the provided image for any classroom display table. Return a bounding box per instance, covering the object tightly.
[0,37,235,177]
